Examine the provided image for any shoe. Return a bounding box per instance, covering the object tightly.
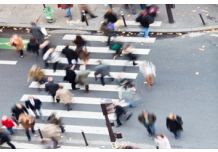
[133,62,138,66]
[116,124,122,127]
[90,15,97,18]
[20,55,24,58]
[125,113,133,121]
[73,88,80,90]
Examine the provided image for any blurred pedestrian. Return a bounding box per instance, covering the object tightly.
[10,34,24,58]
[57,4,74,20]
[11,103,29,125]
[26,37,40,56]
[104,8,118,25]
[78,47,89,66]
[45,77,60,103]
[25,96,42,119]
[94,60,114,86]
[78,4,97,21]
[30,22,44,44]
[0,129,16,149]
[166,113,183,139]
[47,113,65,133]
[73,35,87,53]
[62,45,78,65]
[55,85,74,111]
[43,48,61,72]
[1,115,15,135]
[18,113,36,141]
[139,61,156,88]
[138,111,156,136]
[75,65,90,93]
[63,65,79,90]
[154,134,171,149]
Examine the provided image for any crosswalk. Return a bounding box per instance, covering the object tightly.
[0,60,17,65]
[1,26,160,149]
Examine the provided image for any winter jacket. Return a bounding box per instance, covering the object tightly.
[1,118,15,128]
[104,12,118,23]
[75,70,90,85]
[30,25,44,44]
[25,98,42,111]
[64,68,77,83]
[45,81,59,96]
[55,88,74,104]
[11,104,29,120]
[62,47,78,62]
[10,35,24,51]
[166,116,183,132]
[18,113,35,129]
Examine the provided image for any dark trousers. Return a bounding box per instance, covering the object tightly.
[100,76,105,86]
[116,113,123,126]
[71,82,77,90]
[65,103,72,111]
[51,137,58,148]
[53,62,59,72]
[4,140,16,149]
[25,123,35,141]
[19,49,24,56]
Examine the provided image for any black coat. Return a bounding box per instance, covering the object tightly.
[104,12,118,23]
[0,131,10,144]
[62,47,78,62]
[166,116,183,133]
[45,82,59,95]
[30,25,44,44]
[136,14,154,28]
[115,105,126,116]
[11,105,29,120]
[25,98,42,111]
[64,68,77,83]
[27,42,39,53]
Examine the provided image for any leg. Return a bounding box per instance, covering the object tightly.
[66,103,72,111]
[59,125,65,133]
[144,27,150,38]
[53,62,59,72]
[148,124,155,136]
[25,129,31,141]
[7,128,14,135]
[19,49,24,57]
[31,122,36,134]
[116,113,122,126]
[51,137,59,148]
[85,85,89,92]
[100,76,105,86]
[6,140,16,149]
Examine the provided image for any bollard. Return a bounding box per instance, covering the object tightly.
[38,128,43,139]
[43,4,46,9]
[82,10,89,26]
[121,11,127,27]
[199,13,206,25]
[81,131,88,146]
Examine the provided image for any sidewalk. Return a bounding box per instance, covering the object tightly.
[0,4,218,33]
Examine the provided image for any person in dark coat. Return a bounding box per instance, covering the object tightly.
[94,60,114,86]
[0,129,16,149]
[63,65,79,90]
[73,35,87,53]
[62,45,78,65]
[166,113,183,139]
[45,77,60,103]
[30,22,44,44]
[104,8,118,24]
[25,96,42,119]
[26,37,40,56]
[138,111,156,136]
[11,103,29,125]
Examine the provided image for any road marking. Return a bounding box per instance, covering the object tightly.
[20,94,118,105]
[55,57,143,66]
[42,69,138,79]
[125,20,162,27]
[0,60,17,65]
[63,34,156,43]
[29,81,120,92]
[56,45,150,55]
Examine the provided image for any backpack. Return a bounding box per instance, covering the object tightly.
[110,42,123,51]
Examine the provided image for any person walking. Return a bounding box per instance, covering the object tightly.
[18,113,36,141]
[57,4,74,20]
[30,22,44,44]
[138,111,156,136]
[25,96,42,119]
[154,134,171,149]
[55,85,74,111]
[1,115,15,135]
[78,4,97,21]
[166,113,183,139]
[11,103,29,125]
[62,45,78,65]
[26,37,40,56]
[75,65,90,93]
[10,34,24,58]
[43,48,61,72]
[63,65,79,90]
[73,35,87,53]
[0,129,16,149]
[94,60,114,86]
[45,77,60,103]
[47,113,65,133]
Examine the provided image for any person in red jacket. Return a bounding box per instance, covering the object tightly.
[1,115,15,135]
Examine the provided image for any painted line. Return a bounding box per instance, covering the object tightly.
[20,94,118,105]
[29,81,120,92]
[55,57,143,66]
[125,20,162,27]
[63,34,156,43]
[56,45,150,55]
[42,69,138,79]
[0,60,17,65]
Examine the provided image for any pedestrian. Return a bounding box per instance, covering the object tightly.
[109,41,123,59]
[154,134,171,149]
[138,111,156,136]
[43,48,61,72]
[1,115,15,135]
[63,65,79,90]
[119,43,138,66]
[113,102,132,127]
[94,60,114,86]
[11,103,29,125]
[0,129,16,149]
[75,65,90,93]
[26,37,40,56]
[139,60,156,88]
[47,113,65,133]
[62,45,78,65]
[55,85,74,111]
[18,113,36,141]
[166,113,183,139]
[104,8,118,25]
[78,47,89,66]
[10,34,24,58]
[73,35,87,53]
[27,64,47,90]
[57,4,74,20]
[25,96,42,119]
[78,4,97,21]
[45,77,60,103]
[30,22,44,44]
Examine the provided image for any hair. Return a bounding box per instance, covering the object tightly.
[138,113,145,123]
[29,37,36,43]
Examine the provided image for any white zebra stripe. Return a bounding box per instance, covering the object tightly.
[125,20,162,27]
[0,60,17,65]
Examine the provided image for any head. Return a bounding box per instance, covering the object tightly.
[16,103,22,109]
[2,115,7,121]
[28,96,34,100]
[168,113,176,120]
[138,113,145,123]
[47,77,54,82]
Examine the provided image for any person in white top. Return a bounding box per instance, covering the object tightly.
[154,134,171,149]
[43,48,61,72]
